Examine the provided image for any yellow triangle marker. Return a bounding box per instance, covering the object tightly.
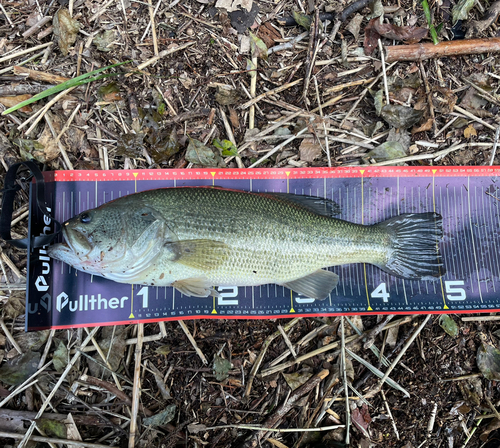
[211,294,217,314]
[367,306,373,311]
[133,172,138,178]
[211,172,216,177]
[360,170,365,175]
[290,290,295,313]
[286,171,290,177]
[432,169,437,174]
[443,304,449,310]
[129,312,135,318]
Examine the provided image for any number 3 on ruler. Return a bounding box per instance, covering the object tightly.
[371,283,390,302]
[445,280,466,301]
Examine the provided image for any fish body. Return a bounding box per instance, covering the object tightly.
[48,187,445,299]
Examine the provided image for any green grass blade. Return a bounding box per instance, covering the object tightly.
[2,60,131,115]
[421,0,439,45]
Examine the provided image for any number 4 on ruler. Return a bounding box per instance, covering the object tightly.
[371,283,390,302]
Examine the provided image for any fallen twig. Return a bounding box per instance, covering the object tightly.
[385,37,500,62]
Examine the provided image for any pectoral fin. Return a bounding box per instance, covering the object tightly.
[165,239,229,270]
[282,270,339,300]
[172,277,219,297]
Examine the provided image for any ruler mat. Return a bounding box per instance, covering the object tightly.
[26,166,500,330]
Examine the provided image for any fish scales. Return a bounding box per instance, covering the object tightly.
[139,188,386,283]
[48,187,445,300]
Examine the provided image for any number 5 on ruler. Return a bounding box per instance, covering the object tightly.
[445,280,466,301]
[371,283,390,302]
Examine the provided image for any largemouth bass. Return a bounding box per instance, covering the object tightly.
[47,187,445,300]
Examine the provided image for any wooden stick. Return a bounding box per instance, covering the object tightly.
[0,42,53,64]
[13,66,70,84]
[0,431,112,448]
[385,37,500,62]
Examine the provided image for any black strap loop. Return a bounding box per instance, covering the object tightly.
[0,161,61,249]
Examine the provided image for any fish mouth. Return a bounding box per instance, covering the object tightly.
[47,225,92,260]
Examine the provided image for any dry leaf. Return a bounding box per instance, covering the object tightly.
[464,124,477,138]
[53,8,80,56]
[0,95,32,113]
[412,118,434,133]
[299,138,321,163]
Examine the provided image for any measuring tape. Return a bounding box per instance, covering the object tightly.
[26,166,500,330]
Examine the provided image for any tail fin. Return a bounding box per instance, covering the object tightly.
[376,212,445,279]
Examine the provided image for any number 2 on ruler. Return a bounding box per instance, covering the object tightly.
[371,283,390,302]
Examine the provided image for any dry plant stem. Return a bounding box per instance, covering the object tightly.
[341,317,350,445]
[490,125,500,165]
[129,323,144,448]
[20,86,77,134]
[326,77,376,94]
[240,78,303,109]
[419,61,436,132]
[44,114,74,170]
[248,127,309,168]
[244,318,301,397]
[241,369,330,448]
[381,389,399,439]
[82,375,152,416]
[18,327,100,448]
[366,315,431,399]
[54,103,81,146]
[364,314,394,349]
[378,39,390,105]
[385,37,500,62]
[0,431,112,448]
[302,10,320,104]
[249,54,257,131]
[89,0,114,21]
[147,0,159,56]
[39,329,55,368]
[178,320,208,365]
[0,42,53,64]
[22,16,52,38]
[261,316,413,377]
[455,105,496,130]
[461,315,500,321]
[136,41,195,71]
[362,142,493,166]
[0,318,22,354]
[463,77,500,107]
[277,325,297,358]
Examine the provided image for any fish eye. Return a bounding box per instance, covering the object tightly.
[80,213,92,224]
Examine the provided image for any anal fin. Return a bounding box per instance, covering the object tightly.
[172,277,218,297]
[282,269,339,300]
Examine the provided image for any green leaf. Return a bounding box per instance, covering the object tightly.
[186,138,222,167]
[213,355,232,381]
[439,314,459,338]
[53,339,69,373]
[213,138,238,156]
[143,404,176,427]
[477,341,500,380]
[36,418,68,439]
[0,351,40,386]
[249,31,268,60]
[292,10,312,30]
[2,61,131,115]
[452,0,475,23]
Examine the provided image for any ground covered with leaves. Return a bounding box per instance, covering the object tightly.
[1,0,500,446]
